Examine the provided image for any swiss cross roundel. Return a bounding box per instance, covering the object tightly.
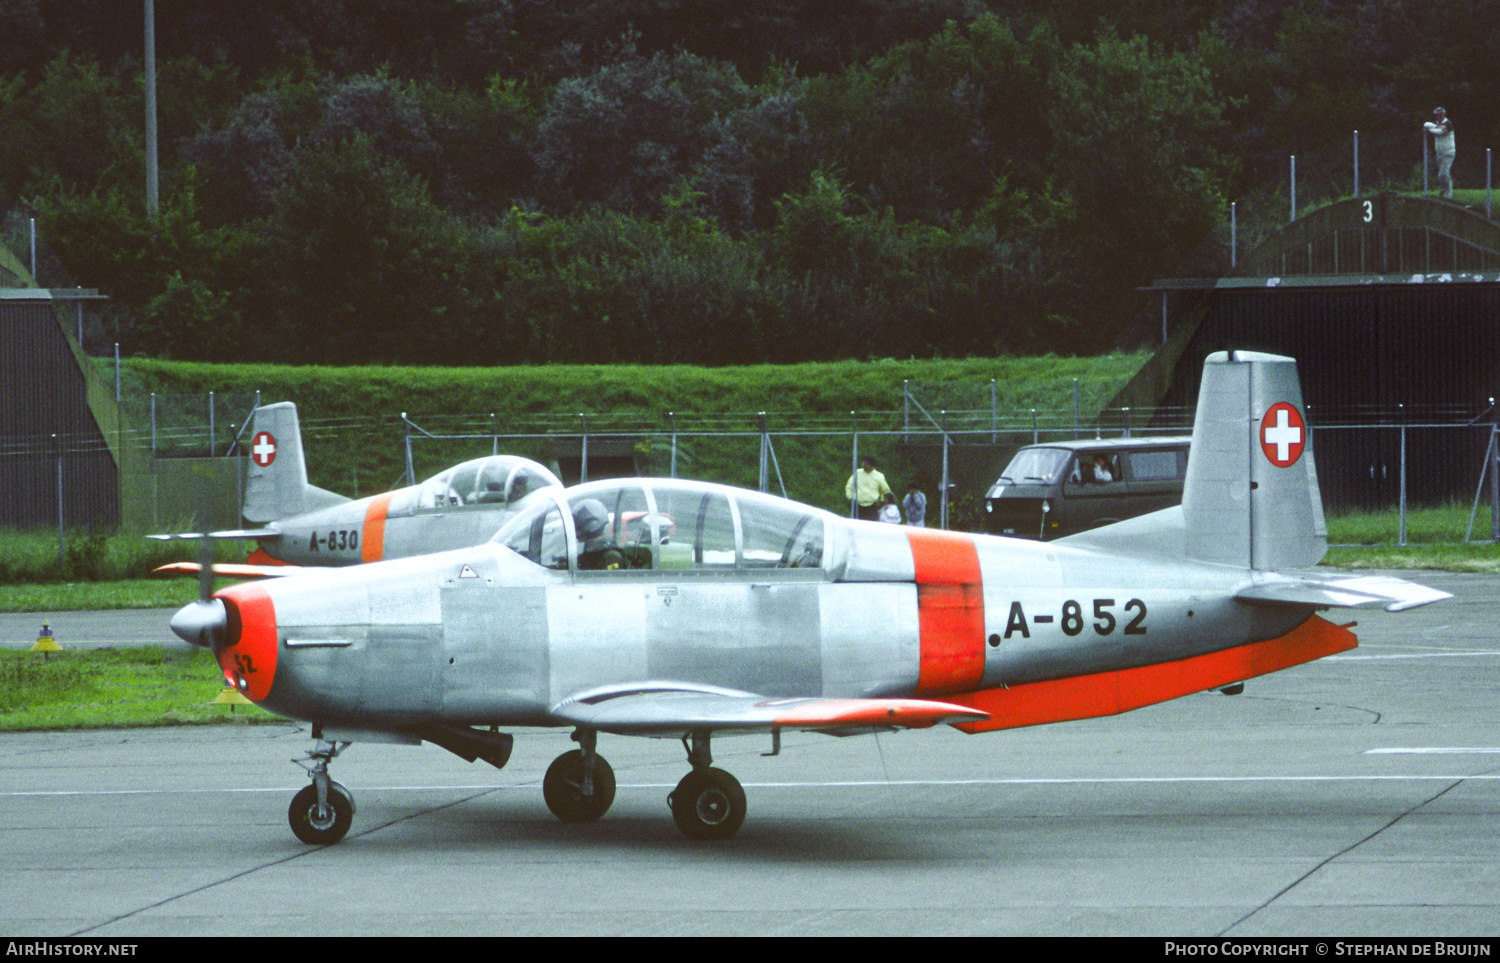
[251,431,278,467]
[1259,402,1306,467]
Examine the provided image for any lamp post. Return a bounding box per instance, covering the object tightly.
[144,0,159,216]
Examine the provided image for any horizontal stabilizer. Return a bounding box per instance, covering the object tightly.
[1235,573,1452,612]
[147,529,282,542]
[551,681,988,735]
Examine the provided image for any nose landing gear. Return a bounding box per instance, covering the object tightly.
[543,729,616,823]
[289,737,355,845]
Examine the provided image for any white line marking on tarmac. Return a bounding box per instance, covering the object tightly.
[1330,650,1500,660]
[6,773,1500,797]
[1366,747,1500,754]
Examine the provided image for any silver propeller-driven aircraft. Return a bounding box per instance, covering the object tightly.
[170,352,1447,844]
[154,402,562,576]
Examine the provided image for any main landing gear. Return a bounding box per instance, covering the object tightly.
[289,737,356,845]
[542,728,747,840]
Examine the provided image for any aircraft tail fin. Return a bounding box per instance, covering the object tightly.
[1182,351,1326,571]
[242,402,348,523]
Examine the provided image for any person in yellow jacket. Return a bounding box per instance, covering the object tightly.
[845,456,891,521]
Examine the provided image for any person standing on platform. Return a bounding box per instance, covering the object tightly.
[1425,107,1456,198]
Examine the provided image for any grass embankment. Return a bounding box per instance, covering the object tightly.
[0,647,281,730]
[116,352,1152,514]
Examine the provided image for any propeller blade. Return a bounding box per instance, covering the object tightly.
[197,534,215,602]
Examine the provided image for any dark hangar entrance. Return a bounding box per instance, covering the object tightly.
[1121,194,1500,511]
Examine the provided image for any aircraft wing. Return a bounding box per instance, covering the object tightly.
[1235,573,1452,612]
[550,682,989,736]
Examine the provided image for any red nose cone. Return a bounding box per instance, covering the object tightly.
[214,583,278,702]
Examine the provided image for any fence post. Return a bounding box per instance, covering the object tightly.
[1491,423,1499,542]
[54,434,64,571]
[1230,202,1237,269]
[903,381,910,444]
[402,413,414,487]
[669,411,677,478]
[758,412,769,493]
[1352,130,1360,197]
[1398,416,1407,547]
[990,379,997,444]
[849,413,859,519]
[1072,379,1079,438]
[941,409,950,530]
[579,413,589,484]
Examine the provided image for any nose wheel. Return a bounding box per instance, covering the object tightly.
[289,737,355,845]
[289,780,355,845]
[543,729,616,823]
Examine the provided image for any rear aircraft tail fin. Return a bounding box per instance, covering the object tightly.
[242,402,348,524]
[1182,351,1326,571]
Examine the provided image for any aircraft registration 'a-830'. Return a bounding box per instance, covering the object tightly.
[152,401,562,577]
[170,352,1448,845]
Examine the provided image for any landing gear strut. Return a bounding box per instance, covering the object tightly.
[289,737,356,845]
[668,730,746,841]
[543,728,616,822]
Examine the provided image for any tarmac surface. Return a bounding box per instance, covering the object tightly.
[0,572,1497,937]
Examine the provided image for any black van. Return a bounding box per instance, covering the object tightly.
[982,436,1190,540]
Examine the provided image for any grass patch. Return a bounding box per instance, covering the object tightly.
[1326,501,1495,546]
[0,646,283,730]
[1323,544,1500,572]
[0,579,205,612]
[0,528,239,585]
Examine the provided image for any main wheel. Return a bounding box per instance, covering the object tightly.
[543,749,616,823]
[288,781,355,845]
[669,768,746,840]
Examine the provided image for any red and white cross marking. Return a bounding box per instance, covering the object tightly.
[251,431,278,467]
[1259,402,1305,467]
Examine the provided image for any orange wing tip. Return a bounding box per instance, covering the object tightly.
[152,562,201,577]
[772,698,990,729]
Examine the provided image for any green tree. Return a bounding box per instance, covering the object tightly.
[260,135,479,365]
[1044,30,1232,344]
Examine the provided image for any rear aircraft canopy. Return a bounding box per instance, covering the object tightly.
[411,455,561,513]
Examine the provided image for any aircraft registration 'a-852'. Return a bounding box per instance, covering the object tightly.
[170,352,1448,845]
[152,401,562,577]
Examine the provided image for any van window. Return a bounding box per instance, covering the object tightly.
[1127,449,1184,482]
[1069,453,1119,486]
[1001,447,1070,484]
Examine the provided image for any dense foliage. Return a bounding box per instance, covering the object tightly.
[1,0,1492,365]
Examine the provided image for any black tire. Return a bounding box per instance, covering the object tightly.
[669,768,746,841]
[288,782,354,846]
[543,749,616,823]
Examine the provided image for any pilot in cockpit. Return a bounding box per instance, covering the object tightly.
[573,499,627,570]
